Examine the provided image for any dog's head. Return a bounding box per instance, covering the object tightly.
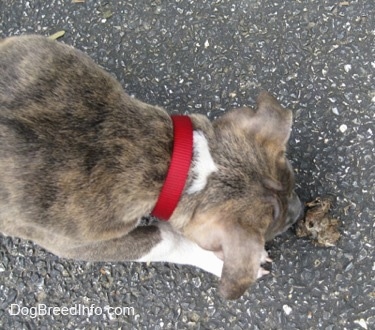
[184,92,302,299]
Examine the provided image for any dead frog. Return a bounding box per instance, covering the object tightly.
[296,197,341,247]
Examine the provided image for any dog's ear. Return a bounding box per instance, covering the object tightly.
[252,91,293,146]
[218,224,266,299]
[185,208,269,300]
[217,91,292,150]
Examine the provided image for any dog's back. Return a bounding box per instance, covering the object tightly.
[0,36,172,242]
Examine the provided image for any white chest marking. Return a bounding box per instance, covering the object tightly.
[187,131,218,195]
[137,223,223,277]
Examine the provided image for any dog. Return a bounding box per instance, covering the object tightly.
[0,35,302,300]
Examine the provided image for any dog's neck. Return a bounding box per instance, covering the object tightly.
[186,130,218,194]
[150,114,218,222]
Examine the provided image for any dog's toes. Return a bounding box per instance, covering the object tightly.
[260,249,272,264]
[265,256,273,263]
[257,267,270,279]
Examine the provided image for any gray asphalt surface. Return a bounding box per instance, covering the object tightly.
[1,0,374,329]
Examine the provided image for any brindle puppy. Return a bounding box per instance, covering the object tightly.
[0,35,302,299]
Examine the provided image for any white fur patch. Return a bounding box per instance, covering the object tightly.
[137,223,223,277]
[186,131,218,194]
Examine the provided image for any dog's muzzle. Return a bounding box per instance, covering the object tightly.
[286,191,304,227]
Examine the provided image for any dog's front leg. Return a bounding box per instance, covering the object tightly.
[137,222,223,277]
[63,222,223,277]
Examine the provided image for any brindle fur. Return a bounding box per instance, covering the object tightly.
[0,35,301,299]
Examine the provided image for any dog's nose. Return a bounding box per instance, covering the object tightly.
[287,191,303,226]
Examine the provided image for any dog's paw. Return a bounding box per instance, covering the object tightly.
[257,250,272,279]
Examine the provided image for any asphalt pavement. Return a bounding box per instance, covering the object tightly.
[1,0,374,329]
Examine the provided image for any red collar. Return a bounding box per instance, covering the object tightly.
[151,115,194,221]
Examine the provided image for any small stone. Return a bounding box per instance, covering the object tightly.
[191,277,201,288]
[283,305,292,315]
[339,124,348,133]
[204,40,209,48]
[102,10,113,19]
[344,64,352,72]
[354,319,368,330]
[332,107,339,115]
